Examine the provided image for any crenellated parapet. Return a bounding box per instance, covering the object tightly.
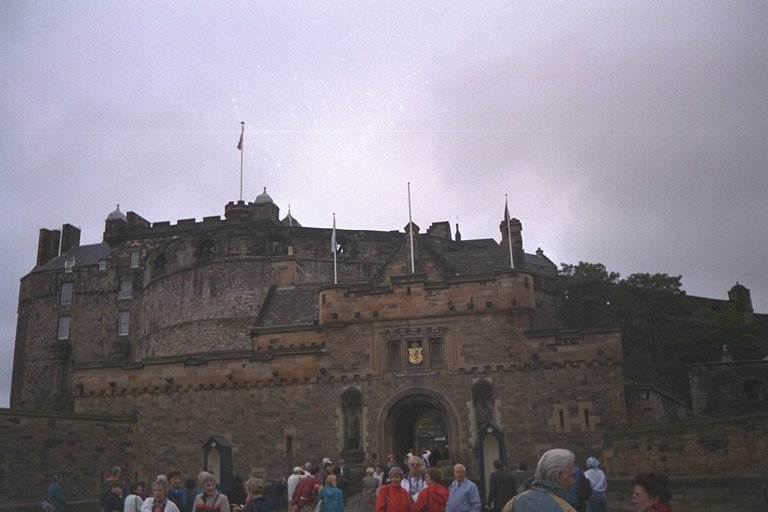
[318,270,536,326]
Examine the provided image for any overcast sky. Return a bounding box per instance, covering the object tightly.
[2,1,767,407]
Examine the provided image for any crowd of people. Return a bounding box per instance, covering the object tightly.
[43,450,672,512]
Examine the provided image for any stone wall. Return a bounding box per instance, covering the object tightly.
[689,360,768,415]
[0,409,136,504]
[602,411,768,476]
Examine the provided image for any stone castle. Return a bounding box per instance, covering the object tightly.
[5,189,768,511]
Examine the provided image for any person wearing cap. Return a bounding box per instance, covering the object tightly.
[291,467,319,512]
[584,458,607,512]
[287,467,304,504]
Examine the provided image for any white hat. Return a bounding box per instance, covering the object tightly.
[322,457,332,465]
[293,467,303,473]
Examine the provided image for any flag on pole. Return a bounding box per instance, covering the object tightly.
[504,195,514,269]
[330,215,337,254]
[331,213,338,284]
[237,122,244,150]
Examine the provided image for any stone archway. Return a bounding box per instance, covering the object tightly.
[378,387,459,462]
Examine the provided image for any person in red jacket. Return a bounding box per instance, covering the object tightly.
[375,467,411,512]
[412,468,448,512]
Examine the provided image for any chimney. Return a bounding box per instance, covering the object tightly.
[36,228,61,267]
[272,255,302,286]
[426,221,452,240]
[60,224,81,255]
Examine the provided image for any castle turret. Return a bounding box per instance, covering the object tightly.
[500,217,524,268]
[103,205,128,240]
[728,282,754,317]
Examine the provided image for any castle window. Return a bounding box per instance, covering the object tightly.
[199,240,216,262]
[118,311,130,336]
[387,340,402,370]
[64,258,75,273]
[61,282,74,305]
[119,279,133,300]
[130,250,141,268]
[98,259,108,272]
[57,316,71,340]
[429,338,444,368]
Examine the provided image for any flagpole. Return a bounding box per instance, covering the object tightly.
[332,213,338,285]
[238,121,245,201]
[505,194,514,269]
[408,182,415,274]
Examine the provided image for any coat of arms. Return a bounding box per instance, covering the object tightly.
[407,341,424,365]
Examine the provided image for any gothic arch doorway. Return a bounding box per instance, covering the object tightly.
[379,388,459,460]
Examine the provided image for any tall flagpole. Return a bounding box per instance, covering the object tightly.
[331,213,338,284]
[505,194,514,269]
[237,121,245,201]
[408,182,415,274]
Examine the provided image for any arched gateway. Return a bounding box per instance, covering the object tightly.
[377,387,460,460]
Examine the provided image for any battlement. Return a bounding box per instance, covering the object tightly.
[318,270,535,325]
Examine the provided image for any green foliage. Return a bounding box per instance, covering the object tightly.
[554,262,766,400]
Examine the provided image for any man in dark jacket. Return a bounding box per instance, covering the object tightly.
[487,460,517,512]
[103,481,125,512]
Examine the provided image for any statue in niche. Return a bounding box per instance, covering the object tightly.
[472,379,494,426]
[342,387,362,454]
[345,410,360,451]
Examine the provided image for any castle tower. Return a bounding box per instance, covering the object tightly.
[499,217,524,269]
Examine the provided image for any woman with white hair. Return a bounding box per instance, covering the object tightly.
[584,457,608,512]
[501,448,577,512]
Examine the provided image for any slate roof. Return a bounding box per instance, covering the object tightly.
[34,242,111,273]
[257,284,320,328]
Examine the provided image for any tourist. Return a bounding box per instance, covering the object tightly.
[487,460,516,512]
[104,481,125,512]
[373,464,385,492]
[360,467,380,512]
[584,458,608,512]
[501,448,576,512]
[229,476,247,511]
[192,474,230,512]
[632,473,672,512]
[375,467,410,512]
[412,468,448,512]
[336,460,350,505]
[287,467,304,503]
[291,467,319,512]
[141,478,181,512]
[317,474,344,512]
[232,477,272,512]
[46,475,66,512]
[124,482,145,512]
[565,465,591,512]
[512,463,529,494]
[402,455,427,502]
[167,471,188,512]
[446,464,481,512]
